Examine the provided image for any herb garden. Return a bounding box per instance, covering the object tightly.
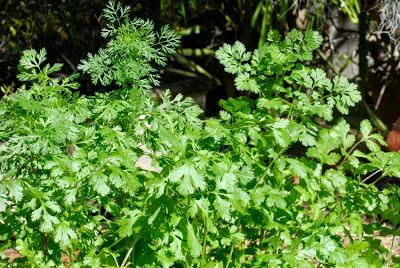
[1,1,400,267]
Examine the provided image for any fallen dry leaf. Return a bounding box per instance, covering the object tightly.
[135,155,161,173]
[4,248,23,262]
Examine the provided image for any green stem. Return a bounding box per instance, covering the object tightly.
[107,236,125,251]
[128,234,141,266]
[343,225,354,243]
[254,148,286,188]
[196,200,210,266]
[371,172,386,185]
[177,48,215,57]
[201,221,208,266]
[121,247,133,267]
[361,157,390,185]
[225,243,235,268]
[258,1,270,48]
[341,140,363,164]
[180,0,187,27]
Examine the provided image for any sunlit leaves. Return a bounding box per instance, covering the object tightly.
[79,10,181,87]
[1,2,399,267]
[91,171,110,196]
[167,162,206,196]
[55,222,78,248]
[186,222,202,258]
[118,209,142,238]
[101,0,131,38]
[328,76,362,114]
[307,128,342,165]
[215,41,251,74]
[266,188,289,208]
[359,119,387,152]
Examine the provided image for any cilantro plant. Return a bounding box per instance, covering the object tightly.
[213,29,400,267]
[1,1,400,267]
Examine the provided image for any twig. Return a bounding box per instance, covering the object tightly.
[60,53,77,71]
[375,84,386,110]
[361,169,380,183]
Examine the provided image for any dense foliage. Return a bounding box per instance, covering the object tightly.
[0,1,399,267]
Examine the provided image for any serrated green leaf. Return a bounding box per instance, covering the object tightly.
[186,222,202,258]
[266,188,288,208]
[360,120,372,139]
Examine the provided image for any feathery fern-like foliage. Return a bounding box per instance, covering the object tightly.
[78,0,181,89]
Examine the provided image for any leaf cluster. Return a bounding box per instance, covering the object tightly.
[216,29,361,122]
[78,0,181,89]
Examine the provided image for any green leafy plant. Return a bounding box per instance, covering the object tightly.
[78,0,180,89]
[1,1,399,267]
